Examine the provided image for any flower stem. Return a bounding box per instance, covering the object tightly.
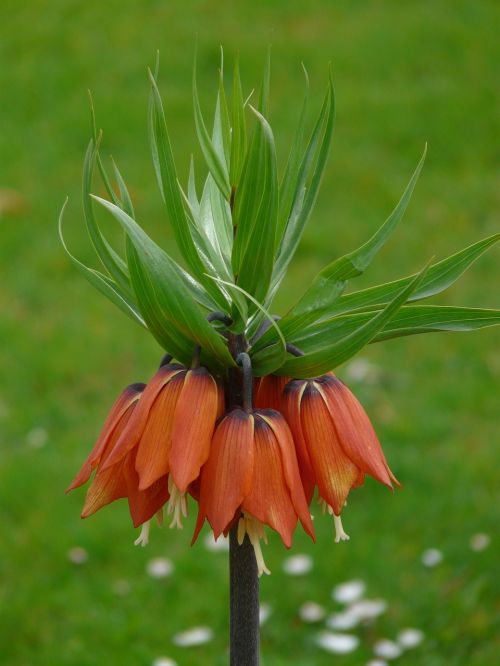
[227,334,260,664]
[229,526,260,665]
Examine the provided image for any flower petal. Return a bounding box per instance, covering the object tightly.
[135,373,185,490]
[66,384,144,492]
[101,365,185,470]
[318,375,397,487]
[169,367,220,493]
[81,456,129,518]
[254,375,290,411]
[243,415,299,548]
[124,452,169,527]
[282,380,316,503]
[258,409,315,541]
[300,384,359,515]
[193,409,254,541]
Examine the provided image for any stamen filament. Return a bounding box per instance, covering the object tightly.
[333,514,350,543]
[237,513,271,576]
[134,520,151,547]
[166,477,188,529]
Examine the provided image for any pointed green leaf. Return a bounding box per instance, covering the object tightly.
[328,233,500,317]
[148,71,228,308]
[187,156,200,219]
[92,195,235,371]
[276,65,309,250]
[261,146,427,345]
[232,106,279,305]
[126,242,194,363]
[230,57,247,189]
[82,140,131,298]
[271,70,335,293]
[289,305,500,352]
[193,60,231,199]
[211,48,231,167]
[59,200,145,327]
[268,261,430,378]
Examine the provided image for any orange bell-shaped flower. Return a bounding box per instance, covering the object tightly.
[67,383,170,536]
[283,373,398,542]
[193,407,315,575]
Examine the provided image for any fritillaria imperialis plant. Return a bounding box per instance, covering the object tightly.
[61,52,499,664]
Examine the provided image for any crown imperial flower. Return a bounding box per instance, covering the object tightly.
[62,51,499,586]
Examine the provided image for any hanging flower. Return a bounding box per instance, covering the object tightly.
[192,405,315,576]
[66,383,169,540]
[69,363,223,527]
[283,373,398,542]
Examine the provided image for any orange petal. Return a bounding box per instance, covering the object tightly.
[81,456,129,518]
[101,365,186,470]
[258,409,315,541]
[318,375,397,487]
[67,384,144,492]
[135,373,185,490]
[124,452,169,528]
[282,380,316,503]
[300,384,359,515]
[216,380,226,418]
[243,415,299,548]
[193,409,254,541]
[254,375,290,411]
[169,367,220,493]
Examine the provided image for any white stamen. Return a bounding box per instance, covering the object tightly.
[166,478,188,529]
[333,514,350,543]
[237,513,271,576]
[156,508,164,527]
[134,520,151,547]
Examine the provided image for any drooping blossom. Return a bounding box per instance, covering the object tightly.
[66,383,169,540]
[283,373,398,542]
[193,407,315,575]
[68,362,222,542]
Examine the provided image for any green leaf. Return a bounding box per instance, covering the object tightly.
[271,69,335,294]
[82,140,131,297]
[92,195,236,371]
[187,156,200,219]
[193,59,231,199]
[148,70,226,308]
[326,233,500,317]
[232,106,279,305]
[261,145,427,345]
[230,56,247,189]
[268,261,430,378]
[276,65,309,250]
[59,199,145,327]
[290,305,500,352]
[211,48,231,168]
[198,174,233,266]
[87,92,122,208]
[126,243,194,363]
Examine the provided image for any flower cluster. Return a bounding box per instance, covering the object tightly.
[68,353,397,575]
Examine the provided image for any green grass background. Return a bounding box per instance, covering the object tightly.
[0,1,498,664]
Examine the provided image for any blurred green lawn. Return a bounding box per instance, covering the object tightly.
[0,1,498,664]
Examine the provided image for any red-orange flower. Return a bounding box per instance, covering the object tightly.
[193,407,315,575]
[93,362,222,530]
[66,383,169,536]
[283,373,398,541]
